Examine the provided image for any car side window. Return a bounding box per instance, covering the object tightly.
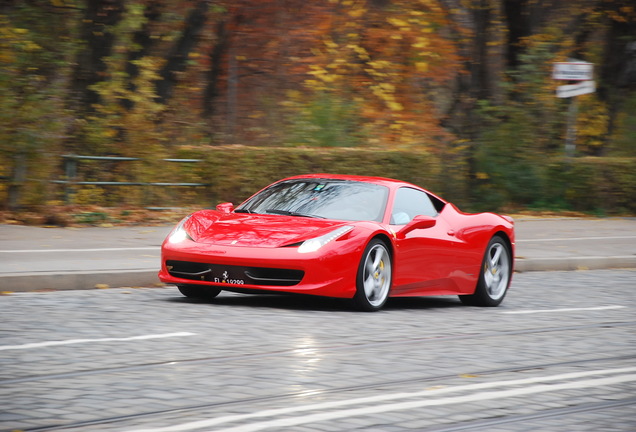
[391,187,438,224]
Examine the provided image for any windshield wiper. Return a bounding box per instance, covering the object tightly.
[234,209,254,214]
[265,209,325,219]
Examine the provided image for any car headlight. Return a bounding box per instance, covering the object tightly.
[298,226,353,253]
[168,215,193,244]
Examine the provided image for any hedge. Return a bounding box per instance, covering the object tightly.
[172,148,636,214]
[2,146,635,215]
[542,157,636,214]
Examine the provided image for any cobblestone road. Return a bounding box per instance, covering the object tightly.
[1,269,635,431]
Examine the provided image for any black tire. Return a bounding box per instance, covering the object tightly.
[352,239,392,312]
[459,235,511,307]
[178,285,222,299]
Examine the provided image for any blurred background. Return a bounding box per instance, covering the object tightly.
[1,0,635,222]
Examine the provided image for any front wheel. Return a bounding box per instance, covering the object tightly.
[352,239,392,312]
[178,285,222,299]
[459,235,511,307]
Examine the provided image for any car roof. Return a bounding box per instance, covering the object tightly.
[282,173,417,189]
[281,174,449,206]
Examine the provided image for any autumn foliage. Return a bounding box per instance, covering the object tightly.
[1,0,635,214]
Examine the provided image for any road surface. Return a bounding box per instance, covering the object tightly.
[1,269,635,431]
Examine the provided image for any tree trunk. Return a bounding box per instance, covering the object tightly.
[71,0,124,112]
[502,0,531,69]
[203,18,229,118]
[597,13,636,153]
[155,0,209,104]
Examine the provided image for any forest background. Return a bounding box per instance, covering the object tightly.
[1,0,636,224]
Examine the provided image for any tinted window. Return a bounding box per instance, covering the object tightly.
[237,179,388,222]
[390,187,438,224]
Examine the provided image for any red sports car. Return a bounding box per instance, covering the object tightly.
[159,174,514,311]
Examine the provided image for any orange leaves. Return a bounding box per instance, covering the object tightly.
[293,0,461,148]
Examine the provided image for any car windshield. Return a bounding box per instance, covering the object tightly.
[236,179,389,222]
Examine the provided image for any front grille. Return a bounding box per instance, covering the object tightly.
[166,260,304,286]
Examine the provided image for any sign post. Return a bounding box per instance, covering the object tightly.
[553,61,595,157]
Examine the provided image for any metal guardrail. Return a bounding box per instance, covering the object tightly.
[2,154,211,210]
[56,155,209,205]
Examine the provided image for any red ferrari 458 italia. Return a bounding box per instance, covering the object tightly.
[159,174,514,311]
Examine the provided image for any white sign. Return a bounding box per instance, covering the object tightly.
[556,80,596,98]
[553,62,594,81]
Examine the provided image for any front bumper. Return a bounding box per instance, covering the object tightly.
[158,239,362,298]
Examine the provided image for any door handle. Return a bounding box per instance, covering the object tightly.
[447,230,455,236]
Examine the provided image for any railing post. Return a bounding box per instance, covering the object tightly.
[8,152,27,211]
[64,155,78,204]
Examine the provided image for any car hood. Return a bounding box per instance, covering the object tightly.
[184,210,350,247]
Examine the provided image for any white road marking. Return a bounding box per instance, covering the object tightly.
[0,332,196,351]
[0,247,157,253]
[501,305,626,314]
[518,235,636,242]
[126,366,636,432]
[219,375,636,432]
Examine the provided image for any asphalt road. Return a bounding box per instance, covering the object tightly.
[1,269,635,431]
[1,217,635,292]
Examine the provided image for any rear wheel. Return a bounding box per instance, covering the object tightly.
[353,239,392,312]
[178,285,222,299]
[459,235,511,307]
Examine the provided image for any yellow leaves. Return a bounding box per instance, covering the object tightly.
[577,98,609,151]
[387,101,404,111]
[387,17,409,28]
[379,83,396,92]
[304,79,323,91]
[412,37,429,49]
[324,38,338,50]
[103,129,118,138]
[415,62,428,73]
[348,7,366,19]
[370,82,403,111]
[476,172,490,180]
[349,44,370,61]
[294,0,459,148]
[308,65,338,85]
[0,23,42,58]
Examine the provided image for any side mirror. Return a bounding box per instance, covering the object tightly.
[216,202,234,214]
[396,215,436,239]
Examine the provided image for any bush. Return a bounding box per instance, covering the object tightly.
[542,157,636,214]
[3,146,634,216]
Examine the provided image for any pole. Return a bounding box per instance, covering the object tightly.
[564,96,579,157]
[8,152,27,211]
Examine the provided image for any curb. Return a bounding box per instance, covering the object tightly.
[2,270,160,293]
[515,256,636,272]
[2,257,635,293]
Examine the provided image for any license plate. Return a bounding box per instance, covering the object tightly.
[213,270,245,285]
